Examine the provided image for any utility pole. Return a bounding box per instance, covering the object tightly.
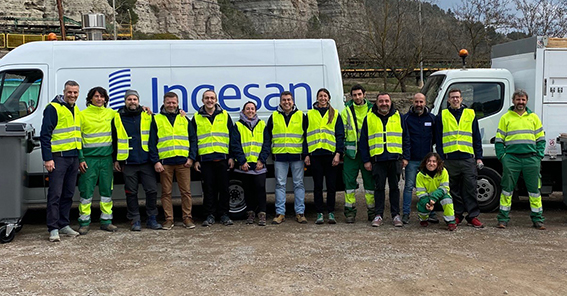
[419,0,424,88]
[56,0,66,40]
[113,0,117,40]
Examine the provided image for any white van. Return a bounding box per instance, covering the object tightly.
[0,39,344,216]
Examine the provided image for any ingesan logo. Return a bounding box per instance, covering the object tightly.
[108,69,131,110]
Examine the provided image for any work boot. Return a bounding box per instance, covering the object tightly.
[246,211,255,225]
[295,214,308,224]
[220,214,234,226]
[146,216,163,230]
[393,215,403,227]
[328,213,337,224]
[100,223,118,232]
[272,214,285,224]
[371,215,383,227]
[315,213,324,224]
[367,208,376,222]
[49,229,60,242]
[447,223,457,231]
[78,225,90,235]
[258,212,267,226]
[163,220,175,230]
[60,225,80,237]
[533,221,546,230]
[402,213,410,224]
[202,215,215,227]
[344,206,357,223]
[131,221,142,231]
[183,218,195,229]
[455,215,464,225]
[496,221,507,229]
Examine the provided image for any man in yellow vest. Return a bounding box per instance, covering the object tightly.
[495,90,546,230]
[76,87,117,235]
[341,84,375,223]
[150,92,198,230]
[112,89,163,231]
[435,88,484,228]
[260,91,308,224]
[192,89,234,226]
[360,93,405,227]
[40,80,81,242]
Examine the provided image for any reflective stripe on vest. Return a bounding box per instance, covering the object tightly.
[271,111,304,154]
[495,110,545,146]
[441,109,475,154]
[307,108,338,153]
[80,105,115,148]
[236,120,265,163]
[155,114,190,159]
[195,110,230,156]
[50,102,82,152]
[366,111,403,157]
[114,112,152,161]
[415,168,450,198]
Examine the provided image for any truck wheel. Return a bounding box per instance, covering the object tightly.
[228,179,247,219]
[0,226,16,244]
[477,167,502,212]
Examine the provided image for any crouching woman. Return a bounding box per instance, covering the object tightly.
[416,152,457,231]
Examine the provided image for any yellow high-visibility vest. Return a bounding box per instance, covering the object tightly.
[50,102,82,152]
[441,109,475,154]
[306,109,338,153]
[271,111,304,154]
[366,111,403,157]
[114,112,152,161]
[80,105,115,149]
[194,110,230,156]
[155,114,190,159]
[236,120,265,163]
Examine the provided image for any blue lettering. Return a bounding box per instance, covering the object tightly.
[290,83,312,109]
[191,84,215,111]
[243,84,262,110]
[152,78,159,113]
[164,85,188,112]
[219,84,241,112]
[264,83,285,111]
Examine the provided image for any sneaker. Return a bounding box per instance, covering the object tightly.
[60,225,80,237]
[371,215,383,227]
[183,218,196,229]
[77,225,90,236]
[163,220,175,230]
[455,215,463,225]
[202,215,215,227]
[272,214,285,224]
[100,224,118,232]
[467,217,484,228]
[328,213,337,224]
[296,214,308,224]
[315,213,324,224]
[131,221,142,231]
[221,215,234,226]
[246,211,255,225]
[258,212,267,226]
[393,215,403,227]
[49,229,60,242]
[420,221,429,227]
[402,214,410,224]
[146,216,163,230]
[533,221,546,230]
[447,223,457,231]
[427,215,440,224]
[496,221,507,229]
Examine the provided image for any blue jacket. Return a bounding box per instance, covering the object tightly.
[40,96,79,161]
[150,106,198,165]
[402,105,436,161]
[435,105,483,160]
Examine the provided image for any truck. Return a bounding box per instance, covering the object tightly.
[421,36,567,212]
[0,39,344,220]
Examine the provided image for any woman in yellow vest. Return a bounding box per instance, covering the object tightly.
[415,152,457,231]
[231,101,268,226]
[304,88,344,224]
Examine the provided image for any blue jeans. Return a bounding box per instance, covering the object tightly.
[274,160,305,215]
[402,160,420,215]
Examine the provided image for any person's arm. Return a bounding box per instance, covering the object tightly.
[230,124,247,165]
[334,113,345,155]
[40,104,57,162]
[259,115,273,164]
[359,118,371,163]
[191,116,201,162]
[188,116,198,161]
[302,113,308,158]
[401,114,411,163]
[472,116,483,160]
[434,113,444,159]
[534,115,546,158]
[495,116,507,160]
[148,117,160,164]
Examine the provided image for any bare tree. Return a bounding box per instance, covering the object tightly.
[512,0,567,37]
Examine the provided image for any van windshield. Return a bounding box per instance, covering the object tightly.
[0,69,43,122]
[421,74,445,110]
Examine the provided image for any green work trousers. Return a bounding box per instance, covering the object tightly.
[343,153,375,218]
[78,156,114,226]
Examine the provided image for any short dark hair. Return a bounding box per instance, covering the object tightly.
[64,80,79,89]
[280,91,293,99]
[419,152,444,175]
[377,92,390,99]
[163,91,178,101]
[513,89,529,100]
[350,84,365,95]
[242,101,257,111]
[86,86,109,107]
[202,89,217,100]
[448,89,461,96]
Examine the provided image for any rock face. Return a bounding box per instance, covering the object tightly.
[0,0,364,40]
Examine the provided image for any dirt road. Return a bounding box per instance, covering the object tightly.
[1,194,567,295]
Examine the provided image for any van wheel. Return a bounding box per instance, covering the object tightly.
[228,179,247,219]
[0,226,16,244]
[477,167,502,212]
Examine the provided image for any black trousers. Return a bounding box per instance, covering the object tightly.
[46,156,79,232]
[372,159,401,218]
[239,172,267,213]
[444,158,480,219]
[201,160,230,217]
[310,154,338,213]
[122,162,159,222]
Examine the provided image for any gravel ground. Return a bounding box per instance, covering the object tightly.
[2,192,567,296]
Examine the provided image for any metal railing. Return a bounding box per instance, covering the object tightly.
[0,33,75,49]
